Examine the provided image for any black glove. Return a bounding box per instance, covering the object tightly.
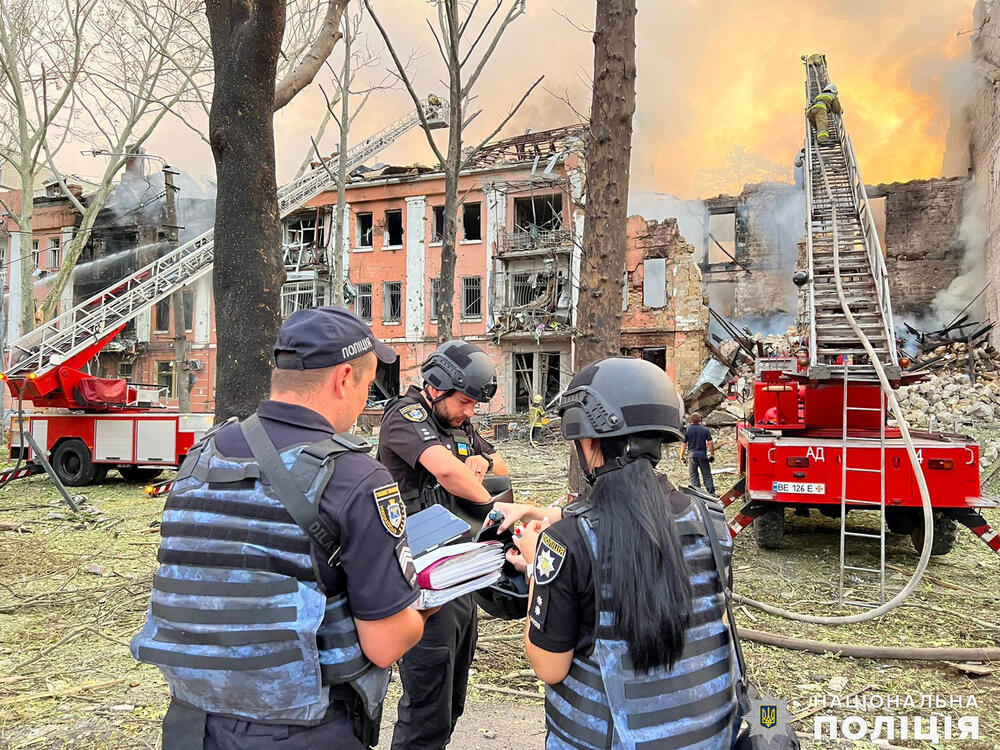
[708,455,715,463]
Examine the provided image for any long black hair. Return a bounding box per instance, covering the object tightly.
[588,435,693,672]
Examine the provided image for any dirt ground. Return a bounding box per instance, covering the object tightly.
[2,427,1000,749]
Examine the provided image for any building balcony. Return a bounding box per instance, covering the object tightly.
[499,227,574,258]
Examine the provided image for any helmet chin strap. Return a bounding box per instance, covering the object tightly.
[577,438,660,485]
[423,386,457,431]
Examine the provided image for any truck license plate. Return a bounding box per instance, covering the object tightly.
[772,481,825,495]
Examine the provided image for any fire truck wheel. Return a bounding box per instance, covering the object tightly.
[910,512,958,556]
[885,508,920,535]
[754,506,785,549]
[51,439,98,487]
[118,467,164,483]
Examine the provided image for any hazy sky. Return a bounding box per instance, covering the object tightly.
[61,1,974,200]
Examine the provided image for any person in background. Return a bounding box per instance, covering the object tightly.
[681,411,716,495]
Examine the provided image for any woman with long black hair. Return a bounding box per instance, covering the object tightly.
[505,357,741,749]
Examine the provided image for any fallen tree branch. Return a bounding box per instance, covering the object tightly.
[13,625,131,673]
[739,627,1000,662]
[472,682,542,700]
[0,679,125,706]
[477,633,523,644]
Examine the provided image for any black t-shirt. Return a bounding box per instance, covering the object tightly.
[684,424,712,458]
[527,490,695,656]
[377,385,495,498]
[212,400,420,621]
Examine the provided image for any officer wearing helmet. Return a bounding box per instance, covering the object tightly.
[495,358,744,748]
[378,340,508,749]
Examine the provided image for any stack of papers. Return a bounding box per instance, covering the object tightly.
[413,541,505,609]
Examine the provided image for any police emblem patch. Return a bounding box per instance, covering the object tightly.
[533,532,566,585]
[747,690,793,745]
[400,404,428,422]
[373,482,406,537]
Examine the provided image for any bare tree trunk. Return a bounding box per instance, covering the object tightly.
[16,177,35,334]
[206,0,287,421]
[569,0,637,490]
[164,167,191,412]
[436,0,463,343]
[331,18,351,307]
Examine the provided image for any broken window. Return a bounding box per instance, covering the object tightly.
[284,216,323,268]
[48,237,61,268]
[384,209,404,247]
[355,283,372,321]
[183,292,194,332]
[429,278,441,321]
[281,280,318,319]
[708,211,736,264]
[31,240,39,268]
[642,258,666,308]
[431,206,444,243]
[383,281,402,322]
[156,361,175,398]
[513,194,563,233]
[356,212,373,248]
[155,299,170,332]
[513,352,535,413]
[118,362,133,381]
[370,357,400,403]
[542,352,562,404]
[462,202,482,241]
[462,276,482,318]
[642,347,667,370]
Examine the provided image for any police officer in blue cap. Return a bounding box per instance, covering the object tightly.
[132,306,435,749]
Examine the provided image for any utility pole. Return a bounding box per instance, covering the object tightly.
[163,165,191,412]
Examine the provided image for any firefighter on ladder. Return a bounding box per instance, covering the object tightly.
[807,83,842,144]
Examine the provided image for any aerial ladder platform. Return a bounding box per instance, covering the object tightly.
[0,100,445,487]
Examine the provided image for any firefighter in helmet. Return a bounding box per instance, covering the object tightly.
[807,82,842,144]
[491,357,743,748]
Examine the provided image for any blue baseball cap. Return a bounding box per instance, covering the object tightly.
[273,306,397,370]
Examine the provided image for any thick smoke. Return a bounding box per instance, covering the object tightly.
[930,175,987,325]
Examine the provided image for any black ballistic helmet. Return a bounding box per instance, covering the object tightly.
[472,522,529,620]
[421,341,498,402]
[559,358,685,443]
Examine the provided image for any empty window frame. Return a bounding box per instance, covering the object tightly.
[31,240,39,268]
[429,278,441,321]
[462,276,482,318]
[156,361,175,398]
[48,237,61,268]
[384,209,404,247]
[383,281,402,322]
[513,352,535,413]
[431,206,445,243]
[155,299,171,332]
[542,352,562,404]
[356,212,373,248]
[513,194,563,233]
[355,283,373,321]
[462,202,482,241]
[183,291,194,332]
[281,280,317,319]
[118,362,134,381]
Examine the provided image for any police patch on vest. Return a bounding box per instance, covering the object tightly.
[400,404,428,423]
[374,483,406,537]
[534,532,566,585]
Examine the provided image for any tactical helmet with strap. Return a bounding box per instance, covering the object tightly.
[558,357,685,483]
[420,341,497,403]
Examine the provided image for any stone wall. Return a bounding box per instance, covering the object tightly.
[868,177,967,314]
[969,0,1000,345]
[621,215,709,391]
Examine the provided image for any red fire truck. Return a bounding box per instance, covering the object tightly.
[722,57,1000,568]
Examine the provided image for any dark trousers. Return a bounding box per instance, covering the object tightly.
[392,594,477,750]
[688,456,715,494]
[205,713,362,749]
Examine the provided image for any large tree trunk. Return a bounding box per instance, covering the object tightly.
[569,0,637,489]
[206,0,287,421]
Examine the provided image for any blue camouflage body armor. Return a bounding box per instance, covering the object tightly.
[544,496,739,750]
[130,433,390,725]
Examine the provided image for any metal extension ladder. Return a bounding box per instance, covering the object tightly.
[4,101,446,383]
[838,359,888,607]
[802,55,898,381]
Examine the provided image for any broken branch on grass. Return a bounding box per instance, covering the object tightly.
[477,633,523,644]
[13,625,131,673]
[0,678,126,706]
[472,682,542,700]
